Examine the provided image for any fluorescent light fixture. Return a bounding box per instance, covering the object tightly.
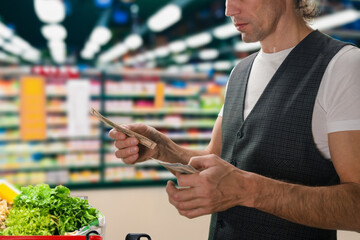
[124,34,143,50]
[173,54,190,64]
[0,51,18,63]
[186,32,212,48]
[213,23,240,39]
[11,36,31,50]
[235,41,261,52]
[48,40,66,64]
[199,49,219,60]
[144,51,156,60]
[34,0,66,23]
[84,42,100,53]
[154,46,170,58]
[169,40,187,53]
[311,9,360,31]
[81,49,94,60]
[197,62,213,72]
[48,40,66,51]
[214,61,232,71]
[90,26,112,46]
[22,49,41,62]
[98,43,128,63]
[148,4,182,32]
[41,24,67,40]
[0,22,14,39]
[3,42,22,55]
[51,48,66,64]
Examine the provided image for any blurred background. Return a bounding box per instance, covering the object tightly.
[0,0,359,239]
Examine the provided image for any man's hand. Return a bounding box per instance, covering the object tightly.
[166,154,256,219]
[109,123,164,164]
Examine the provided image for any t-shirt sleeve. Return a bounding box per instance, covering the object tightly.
[323,46,360,133]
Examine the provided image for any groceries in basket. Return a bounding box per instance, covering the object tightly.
[0,183,104,236]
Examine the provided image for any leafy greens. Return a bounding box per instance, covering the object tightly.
[0,184,99,236]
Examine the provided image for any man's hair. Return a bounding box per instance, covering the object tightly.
[295,0,318,21]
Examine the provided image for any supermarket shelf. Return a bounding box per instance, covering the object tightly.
[105,108,220,116]
[106,68,209,80]
[0,150,100,156]
[0,136,101,143]
[0,165,101,173]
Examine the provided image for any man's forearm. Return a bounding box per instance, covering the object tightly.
[252,175,360,231]
[158,137,211,164]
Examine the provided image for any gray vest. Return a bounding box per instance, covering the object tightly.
[209,31,348,240]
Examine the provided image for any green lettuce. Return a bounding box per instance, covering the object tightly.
[0,184,99,236]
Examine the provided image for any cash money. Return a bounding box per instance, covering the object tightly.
[90,107,157,149]
[154,159,199,174]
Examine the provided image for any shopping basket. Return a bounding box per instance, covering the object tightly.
[0,231,102,240]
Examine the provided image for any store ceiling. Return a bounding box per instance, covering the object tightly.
[0,0,359,67]
[0,0,225,65]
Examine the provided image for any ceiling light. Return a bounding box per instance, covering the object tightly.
[34,0,66,24]
[169,40,187,53]
[235,41,261,52]
[0,22,14,39]
[199,49,219,60]
[90,26,112,46]
[48,40,66,51]
[148,4,182,32]
[186,32,212,48]
[84,42,100,54]
[81,49,94,60]
[124,34,143,50]
[22,49,40,62]
[154,46,170,58]
[214,61,232,71]
[11,36,31,50]
[41,24,67,40]
[22,51,40,63]
[3,42,22,55]
[311,9,360,31]
[213,23,240,39]
[173,54,190,64]
[98,43,128,63]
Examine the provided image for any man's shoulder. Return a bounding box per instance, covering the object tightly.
[330,45,360,70]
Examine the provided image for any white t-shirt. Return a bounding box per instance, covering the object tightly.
[219,45,360,159]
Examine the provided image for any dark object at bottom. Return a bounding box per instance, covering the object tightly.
[125,233,151,240]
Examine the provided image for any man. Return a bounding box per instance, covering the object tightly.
[109,0,360,239]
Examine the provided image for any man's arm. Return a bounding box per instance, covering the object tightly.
[168,130,360,231]
[109,116,223,165]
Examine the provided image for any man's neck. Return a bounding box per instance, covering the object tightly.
[261,15,313,53]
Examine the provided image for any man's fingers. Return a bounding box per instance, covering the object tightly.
[178,208,209,219]
[109,129,126,140]
[116,153,139,164]
[114,137,139,149]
